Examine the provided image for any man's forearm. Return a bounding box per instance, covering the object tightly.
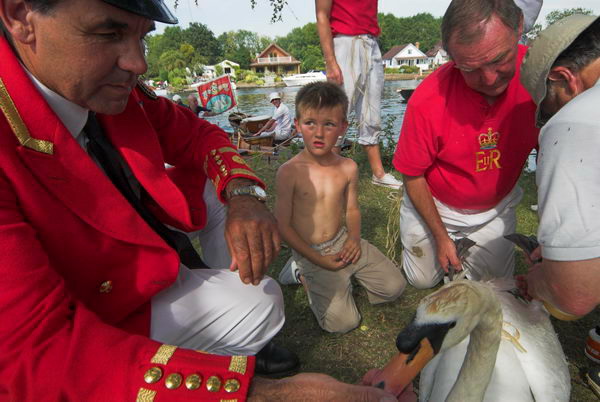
[403,175,448,241]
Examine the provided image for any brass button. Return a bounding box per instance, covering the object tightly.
[222,171,229,177]
[99,280,113,293]
[215,155,221,160]
[211,150,217,155]
[217,160,223,165]
[165,373,183,389]
[144,367,163,384]
[224,378,240,393]
[185,374,202,390]
[206,375,221,392]
[219,165,227,171]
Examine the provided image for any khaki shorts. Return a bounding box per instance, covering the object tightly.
[292,228,406,333]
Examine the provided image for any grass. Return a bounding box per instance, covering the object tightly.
[246,144,599,401]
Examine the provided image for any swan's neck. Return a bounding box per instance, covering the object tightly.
[447,294,503,402]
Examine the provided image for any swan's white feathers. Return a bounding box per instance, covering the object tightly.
[414,279,570,402]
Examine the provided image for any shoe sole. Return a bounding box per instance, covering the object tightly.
[587,372,600,399]
[371,180,402,189]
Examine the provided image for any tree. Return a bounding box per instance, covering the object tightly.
[218,30,272,69]
[278,23,323,72]
[526,8,594,42]
[378,13,442,55]
[182,22,222,65]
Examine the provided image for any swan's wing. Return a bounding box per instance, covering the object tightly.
[419,337,467,402]
[498,293,571,402]
[483,341,534,402]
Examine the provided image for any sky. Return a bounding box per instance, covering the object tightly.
[158,0,600,38]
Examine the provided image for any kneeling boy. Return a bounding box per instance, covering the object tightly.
[275,82,406,333]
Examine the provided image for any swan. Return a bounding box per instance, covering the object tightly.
[393,279,570,402]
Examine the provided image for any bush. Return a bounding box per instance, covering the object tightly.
[385,68,400,74]
[398,65,420,74]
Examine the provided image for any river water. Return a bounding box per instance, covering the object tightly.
[176,79,420,141]
[175,78,537,171]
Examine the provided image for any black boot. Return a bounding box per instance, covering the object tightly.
[255,341,300,378]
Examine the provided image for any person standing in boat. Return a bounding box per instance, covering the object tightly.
[394,0,540,289]
[315,0,403,189]
[253,92,293,141]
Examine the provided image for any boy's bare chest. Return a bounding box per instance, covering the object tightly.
[295,169,348,203]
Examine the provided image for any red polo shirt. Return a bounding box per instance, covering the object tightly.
[393,45,538,210]
[330,0,380,37]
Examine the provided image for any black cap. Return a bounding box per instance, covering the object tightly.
[102,0,178,24]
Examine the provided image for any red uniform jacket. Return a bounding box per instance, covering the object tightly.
[0,36,262,401]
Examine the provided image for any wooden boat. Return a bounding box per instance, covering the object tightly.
[282,71,327,87]
[240,115,271,135]
[398,88,415,103]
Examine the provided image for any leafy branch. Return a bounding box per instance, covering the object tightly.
[172,0,287,23]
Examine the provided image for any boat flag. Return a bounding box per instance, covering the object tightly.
[196,75,237,114]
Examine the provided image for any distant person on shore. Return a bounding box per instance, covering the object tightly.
[276,82,406,334]
[316,0,402,189]
[172,94,187,107]
[187,93,215,117]
[253,92,293,141]
[394,0,539,289]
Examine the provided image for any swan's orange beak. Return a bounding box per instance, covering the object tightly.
[369,338,435,396]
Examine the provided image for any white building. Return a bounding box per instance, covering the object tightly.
[201,60,240,81]
[216,60,240,78]
[382,43,429,72]
[426,42,449,68]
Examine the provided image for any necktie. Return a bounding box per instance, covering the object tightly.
[85,112,207,268]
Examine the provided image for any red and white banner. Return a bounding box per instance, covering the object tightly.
[196,75,237,114]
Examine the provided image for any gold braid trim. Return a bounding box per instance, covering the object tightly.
[217,147,238,154]
[229,168,259,179]
[220,399,238,402]
[0,78,53,155]
[136,79,157,100]
[228,356,247,375]
[150,344,177,365]
[135,388,157,402]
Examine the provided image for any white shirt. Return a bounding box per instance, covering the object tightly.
[24,67,88,144]
[537,78,600,261]
[272,102,292,135]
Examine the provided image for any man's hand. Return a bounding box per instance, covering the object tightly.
[436,235,461,273]
[326,60,344,85]
[339,236,361,265]
[318,253,348,271]
[225,195,280,285]
[525,246,542,266]
[249,373,397,402]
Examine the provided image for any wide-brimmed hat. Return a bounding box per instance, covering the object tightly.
[521,14,599,127]
[269,92,281,102]
[172,94,182,102]
[102,0,178,24]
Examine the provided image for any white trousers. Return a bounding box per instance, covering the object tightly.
[150,181,285,355]
[334,34,384,146]
[400,186,523,289]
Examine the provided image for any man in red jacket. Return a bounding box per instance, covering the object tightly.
[0,0,400,400]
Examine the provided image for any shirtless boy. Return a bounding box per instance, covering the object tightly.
[275,82,406,333]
